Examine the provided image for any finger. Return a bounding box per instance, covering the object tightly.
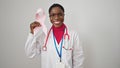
[34,21,41,26]
[30,23,36,29]
[34,21,40,24]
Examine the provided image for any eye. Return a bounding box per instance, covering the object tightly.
[58,13,63,16]
[49,13,64,18]
[49,14,55,17]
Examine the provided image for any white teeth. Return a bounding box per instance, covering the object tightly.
[54,21,60,24]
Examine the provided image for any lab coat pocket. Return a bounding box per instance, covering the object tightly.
[63,40,73,58]
[63,48,72,57]
[62,48,73,68]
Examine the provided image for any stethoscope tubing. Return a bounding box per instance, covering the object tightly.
[42,25,72,51]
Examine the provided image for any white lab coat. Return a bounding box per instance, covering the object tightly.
[25,26,84,68]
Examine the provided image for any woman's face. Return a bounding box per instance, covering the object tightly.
[49,7,64,27]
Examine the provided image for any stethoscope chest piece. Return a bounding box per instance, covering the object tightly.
[42,46,47,51]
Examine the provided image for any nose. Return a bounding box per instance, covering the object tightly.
[54,15,59,20]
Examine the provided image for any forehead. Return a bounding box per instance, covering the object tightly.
[50,7,64,14]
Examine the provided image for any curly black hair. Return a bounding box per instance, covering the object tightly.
[49,3,64,14]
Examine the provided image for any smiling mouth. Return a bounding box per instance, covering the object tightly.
[54,21,60,24]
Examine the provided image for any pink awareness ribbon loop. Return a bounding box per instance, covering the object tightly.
[34,8,47,36]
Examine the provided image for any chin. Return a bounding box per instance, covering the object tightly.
[53,23,63,27]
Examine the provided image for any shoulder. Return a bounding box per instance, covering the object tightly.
[67,27,79,38]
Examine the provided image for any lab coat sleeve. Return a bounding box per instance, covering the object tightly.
[25,29,45,58]
[72,32,84,68]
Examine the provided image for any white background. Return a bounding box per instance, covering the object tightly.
[0,0,120,68]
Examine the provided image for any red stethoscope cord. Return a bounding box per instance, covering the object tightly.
[42,25,70,51]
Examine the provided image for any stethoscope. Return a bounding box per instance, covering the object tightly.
[35,8,73,51]
[42,24,73,51]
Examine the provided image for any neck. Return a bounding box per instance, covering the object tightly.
[52,23,65,44]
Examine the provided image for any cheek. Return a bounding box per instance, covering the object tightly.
[61,17,64,22]
[50,17,53,23]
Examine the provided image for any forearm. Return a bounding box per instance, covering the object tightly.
[72,32,84,68]
[25,30,45,58]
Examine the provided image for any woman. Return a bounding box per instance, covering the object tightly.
[25,3,84,68]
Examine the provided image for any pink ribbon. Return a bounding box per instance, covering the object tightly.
[34,8,47,36]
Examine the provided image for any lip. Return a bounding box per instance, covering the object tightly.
[54,21,60,24]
